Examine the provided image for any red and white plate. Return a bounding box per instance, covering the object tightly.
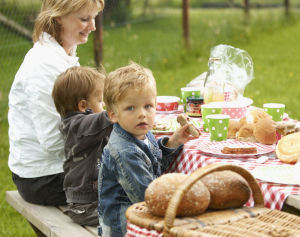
[198,134,275,157]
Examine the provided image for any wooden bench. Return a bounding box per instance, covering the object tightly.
[6,190,98,237]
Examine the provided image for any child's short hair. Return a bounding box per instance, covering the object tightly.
[104,62,157,112]
[52,66,105,117]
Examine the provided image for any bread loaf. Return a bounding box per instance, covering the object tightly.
[200,170,251,209]
[247,109,271,124]
[227,119,241,139]
[253,118,276,145]
[236,123,257,142]
[145,173,210,217]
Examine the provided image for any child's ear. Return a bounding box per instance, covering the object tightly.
[108,110,118,123]
[78,100,88,112]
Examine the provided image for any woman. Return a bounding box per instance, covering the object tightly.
[8,0,104,205]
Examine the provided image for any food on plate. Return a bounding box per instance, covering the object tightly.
[200,170,251,209]
[236,123,257,142]
[275,121,298,136]
[231,112,277,145]
[247,108,271,124]
[238,116,247,127]
[221,146,257,154]
[144,173,210,217]
[177,114,201,138]
[152,120,171,131]
[276,132,300,164]
[253,118,276,145]
[227,119,242,139]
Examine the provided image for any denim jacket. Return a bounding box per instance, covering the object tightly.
[98,123,183,237]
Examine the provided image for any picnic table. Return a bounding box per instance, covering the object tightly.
[127,106,300,236]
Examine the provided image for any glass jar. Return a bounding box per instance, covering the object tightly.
[203,57,225,104]
[186,96,204,117]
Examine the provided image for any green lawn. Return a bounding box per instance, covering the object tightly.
[1,7,300,236]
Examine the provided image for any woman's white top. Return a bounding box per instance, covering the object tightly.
[8,32,79,178]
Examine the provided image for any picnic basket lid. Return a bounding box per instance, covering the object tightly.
[126,163,300,237]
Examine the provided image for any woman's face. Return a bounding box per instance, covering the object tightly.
[57,5,99,54]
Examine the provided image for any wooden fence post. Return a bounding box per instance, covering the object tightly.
[284,0,290,16]
[244,0,250,18]
[182,0,189,48]
[94,12,103,68]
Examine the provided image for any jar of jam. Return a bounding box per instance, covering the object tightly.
[186,96,204,117]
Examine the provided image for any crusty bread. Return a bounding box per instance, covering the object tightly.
[227,119,242,139]
[238,117,247,127]
[200,170,251,209]
[144,173,210,217]
[276,132,300,164]
[253,118,276,145]
[247,109,271,124]
[236,123,257,142]
[275,121,297,136]
[177,114,201,138]
[221,146,257,154]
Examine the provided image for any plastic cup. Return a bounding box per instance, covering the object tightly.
[201,103,222,132]
[181,87,201,112]
[263,103,285,121]
[206,114,230,141]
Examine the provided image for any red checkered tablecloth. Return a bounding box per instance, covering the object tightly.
[126,109,300,237]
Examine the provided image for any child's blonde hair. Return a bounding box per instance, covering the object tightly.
[52,66,105,117]
[33,0,104,43]
[104,62,157,112]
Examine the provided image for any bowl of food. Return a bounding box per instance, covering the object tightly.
[156,96,180,114]
[210,97,253,119]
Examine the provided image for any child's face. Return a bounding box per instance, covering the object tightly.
[110,88,156,140]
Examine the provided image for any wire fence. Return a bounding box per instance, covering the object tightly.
[1,0,300,106]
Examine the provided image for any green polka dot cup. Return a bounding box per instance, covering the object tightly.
[181,87,201,112]
[206,114,230,141]
[263,103,285,121]
[201,103,222,132]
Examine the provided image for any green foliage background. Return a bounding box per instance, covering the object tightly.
[1,6,300,236]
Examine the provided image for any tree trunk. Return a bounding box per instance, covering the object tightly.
[142,0,149,17]
[182,0,189,48]
[94,12,103,68]
[244,0,250,19]
[284,0,290,16]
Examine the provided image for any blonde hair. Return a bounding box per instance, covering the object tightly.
[52,66,105,117]
[104,62,157,113]
[33,0,104,43]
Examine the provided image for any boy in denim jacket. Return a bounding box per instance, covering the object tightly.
[98,62,192,236]
[52,66,113,226]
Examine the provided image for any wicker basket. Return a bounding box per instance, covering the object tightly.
[126,163,300,237]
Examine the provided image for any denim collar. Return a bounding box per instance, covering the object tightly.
[113,123,154,149]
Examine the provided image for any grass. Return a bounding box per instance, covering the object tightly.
[1,7,300,236]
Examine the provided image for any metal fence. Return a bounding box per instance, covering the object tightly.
[1,0,300,104]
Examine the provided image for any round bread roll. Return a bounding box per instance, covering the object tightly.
[200,170,251,209]
[238,117,247,127]
[145,173,210,217]
[236,123,256,142]
[253,118,276,145]
[247,109,271,124]
[276,132,300,164]
[227,119,241,139]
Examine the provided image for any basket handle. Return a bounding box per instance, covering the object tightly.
[163,163,264,237]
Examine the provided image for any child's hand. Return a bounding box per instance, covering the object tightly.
[166,124,196,148]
